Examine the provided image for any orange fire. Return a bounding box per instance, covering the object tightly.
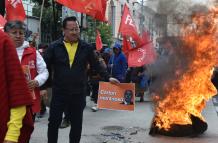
[153,8,218,131]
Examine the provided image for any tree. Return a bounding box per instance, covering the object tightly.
[32,2,62,43]
[84,16,113,47]
[33,0,62,42]
[32,0,51,7]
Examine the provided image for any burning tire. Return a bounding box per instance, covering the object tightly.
[149,114,208,137]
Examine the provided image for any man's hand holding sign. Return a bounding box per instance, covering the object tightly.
[109,77,120,84]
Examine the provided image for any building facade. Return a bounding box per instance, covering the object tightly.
[106,0,141,39]
[23,0,35,16]
[22,0,39,41]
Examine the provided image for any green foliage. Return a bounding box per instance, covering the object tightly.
[32,5,53,23]
[32,0,51,7]
[84,16,113,47]
[97,23,113,47]
[32,4,62,43]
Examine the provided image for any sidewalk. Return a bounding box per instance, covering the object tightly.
[30,97,218,143]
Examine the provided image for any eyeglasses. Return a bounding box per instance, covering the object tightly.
[65,28,80,32]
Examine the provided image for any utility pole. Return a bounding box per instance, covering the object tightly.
[80,13,83,37]
[52,0,58,40]
[39,0,45,44]
[139,0,144,34]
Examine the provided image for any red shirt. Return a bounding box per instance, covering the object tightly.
[0,31,34,143]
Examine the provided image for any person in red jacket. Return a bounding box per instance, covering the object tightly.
[4,20,49,120]
[0,30,34,143]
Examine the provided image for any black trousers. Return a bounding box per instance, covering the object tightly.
[40,97,46,114]
[63,105,71,121]
[47,92,86,143]
[90,79,99,104]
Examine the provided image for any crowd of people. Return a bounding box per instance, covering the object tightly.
[0,16,151,143]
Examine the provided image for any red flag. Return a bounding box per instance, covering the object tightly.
[122,36,132,56]
[95,0,107,22]
[141,30,150,44]
[0,15,7,31]
[128,42,156,67]
[136,31,151,48]
[96,30,103,51]
[118,4,139,40]
[5,0,26,21]
[56,0,107,21]
[118,5,156,67]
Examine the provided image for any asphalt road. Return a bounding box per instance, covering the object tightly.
[30,96,218,143]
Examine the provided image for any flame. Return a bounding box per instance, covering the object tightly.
[153,7,218,131]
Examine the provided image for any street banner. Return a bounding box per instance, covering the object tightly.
[97,82,135,111]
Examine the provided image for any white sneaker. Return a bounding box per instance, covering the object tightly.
[91,104,98,112]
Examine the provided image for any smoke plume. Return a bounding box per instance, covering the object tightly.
[147,0,217,98]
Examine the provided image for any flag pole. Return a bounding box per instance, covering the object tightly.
[39,0,45,46]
